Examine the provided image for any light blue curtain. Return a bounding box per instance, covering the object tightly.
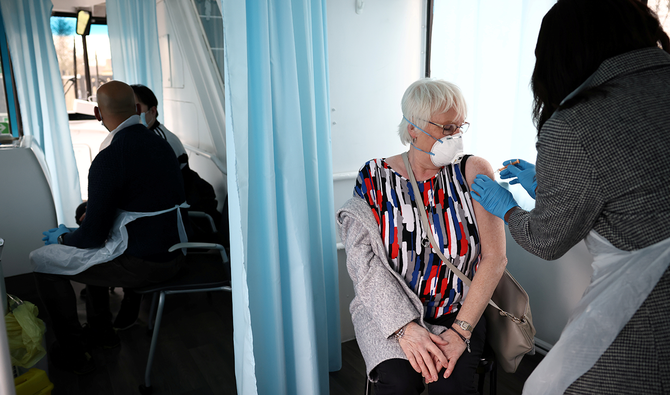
[0,0,81,226]
[222,0,341,394]
[431,0,556,209]
[106,0,163,121]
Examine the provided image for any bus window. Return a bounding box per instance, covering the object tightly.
[192,0,224,82]
[0,51,10,139]
[0,12,18,139]
[51,14,113,113]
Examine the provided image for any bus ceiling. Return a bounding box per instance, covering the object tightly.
[51,0,107,16]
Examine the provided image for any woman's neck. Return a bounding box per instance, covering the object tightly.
[407,149,440,182]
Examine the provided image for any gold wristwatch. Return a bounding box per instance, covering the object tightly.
[454,319,473,333]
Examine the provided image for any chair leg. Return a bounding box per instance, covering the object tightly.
[489,360,497,395]
[478,368,486,394]
[147,292,158,331]
[143,291,166,390]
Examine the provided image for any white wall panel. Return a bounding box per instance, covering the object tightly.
[328,0,426,176]
[327,0,426,342]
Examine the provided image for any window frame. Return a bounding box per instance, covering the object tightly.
[0,5,20,138]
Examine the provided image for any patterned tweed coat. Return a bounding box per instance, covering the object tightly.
[508,47,670,394]
[508,47,670,257]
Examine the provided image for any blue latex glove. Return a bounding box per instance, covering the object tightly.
[470,175,519,222]
[41,224,71,245]
[499,159,537,199]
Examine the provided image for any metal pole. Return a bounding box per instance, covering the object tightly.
[95,51,100,93]
[73,36,78,99]
[82,35,92,100]
[0,238,16,395]
[425,0,434,78]
[0,314,17,395]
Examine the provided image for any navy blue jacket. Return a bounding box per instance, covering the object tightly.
[63,124,189,262]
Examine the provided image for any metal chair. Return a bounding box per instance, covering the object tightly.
[135,242,231,394]
[364,352,496,395]
[188,211,218,233]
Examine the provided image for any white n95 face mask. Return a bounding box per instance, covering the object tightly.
[404,116,464,167]
[427,136,463,167]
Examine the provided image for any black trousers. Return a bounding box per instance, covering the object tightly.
[34,253,183,352]
[372,312,486,395]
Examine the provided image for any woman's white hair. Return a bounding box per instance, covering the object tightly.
[398,78,467,145]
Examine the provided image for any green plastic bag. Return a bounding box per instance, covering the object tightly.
[4,295,46,368]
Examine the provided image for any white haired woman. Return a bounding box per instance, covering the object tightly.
[337,78,507,394]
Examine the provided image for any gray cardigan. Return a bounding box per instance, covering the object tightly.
[336,197,446,377]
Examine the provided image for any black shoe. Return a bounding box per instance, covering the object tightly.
[82,323,121,350]
[113,290,142,331]
[50,343,96,375]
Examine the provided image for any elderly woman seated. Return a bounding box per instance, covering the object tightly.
[337,78,507,395]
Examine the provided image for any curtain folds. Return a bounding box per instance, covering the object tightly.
[222,0,341,394]
[106,0,163,121]
[0,0,81,226]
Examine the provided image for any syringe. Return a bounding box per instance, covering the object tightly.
[494,159,520,175]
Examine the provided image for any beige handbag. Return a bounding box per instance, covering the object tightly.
[402,153,535,373]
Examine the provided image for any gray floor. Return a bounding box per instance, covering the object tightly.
[6,273,236,395]
[6,273,541,394]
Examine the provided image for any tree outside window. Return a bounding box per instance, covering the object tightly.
[51,16,113,112]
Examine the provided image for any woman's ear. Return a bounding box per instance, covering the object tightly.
[407,123,417,140]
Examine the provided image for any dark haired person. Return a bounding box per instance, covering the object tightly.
[130,84,189,169]
[470,0,670,393]
[130,84,221,228]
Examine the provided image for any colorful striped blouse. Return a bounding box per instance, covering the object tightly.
[354,158,481,319]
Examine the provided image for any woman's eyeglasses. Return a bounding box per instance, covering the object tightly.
[427,121,470,136]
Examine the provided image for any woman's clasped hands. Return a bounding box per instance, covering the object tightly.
[397,322,467,383]
[435,327,469,379]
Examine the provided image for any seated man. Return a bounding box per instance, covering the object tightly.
[32,80,190,374]
[102,85,224,331]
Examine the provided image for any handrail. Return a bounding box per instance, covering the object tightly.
[332,171,358,182]
[183,144,227,176]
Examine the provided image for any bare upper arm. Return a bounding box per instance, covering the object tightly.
[463,156,507,263]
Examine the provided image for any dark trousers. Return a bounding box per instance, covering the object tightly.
[34,253,183,351]
[372,312,486,395]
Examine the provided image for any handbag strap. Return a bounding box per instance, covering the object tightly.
[401,152,506,314]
